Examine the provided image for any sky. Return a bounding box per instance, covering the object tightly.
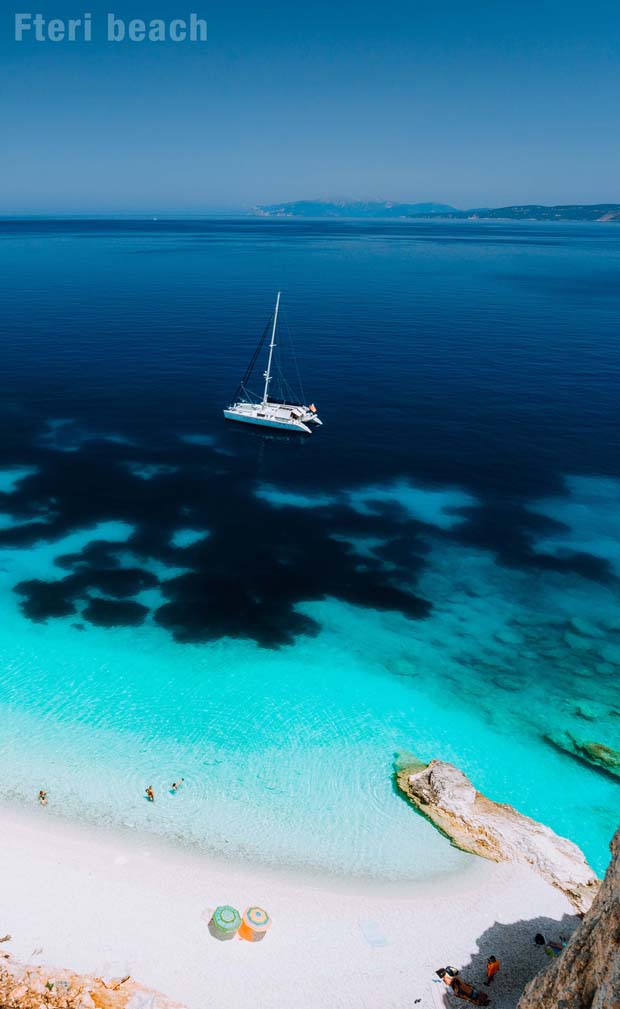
[1,0,619,212]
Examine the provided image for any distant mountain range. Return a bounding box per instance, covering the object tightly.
[255,200,458,218]
[254,201,620,222]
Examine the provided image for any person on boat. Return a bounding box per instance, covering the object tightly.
[170,778,184,793]
[485,956,500,985]
[38,789,48,806]
[145,785,155,802]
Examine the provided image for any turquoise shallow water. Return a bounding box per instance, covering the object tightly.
[0,220,618,879]
[0,467,618,878]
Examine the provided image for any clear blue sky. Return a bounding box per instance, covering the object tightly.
[1,0,619,212]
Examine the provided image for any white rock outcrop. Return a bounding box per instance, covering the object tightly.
[396,757,600,913]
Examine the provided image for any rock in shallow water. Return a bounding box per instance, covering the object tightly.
[564,631,596,652]
[580,740,620,774]
[546,730,620,779]
[568,616,606,639]
[395,757,599,913]
[573,701,604,721]
[490,673,522,692]
[596,661,616,676]
[596,642,620,666]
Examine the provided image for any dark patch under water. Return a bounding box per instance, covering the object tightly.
[0,219,618,646]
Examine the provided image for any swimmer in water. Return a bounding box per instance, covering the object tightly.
[170,778,185,793]
[145,785,155,802]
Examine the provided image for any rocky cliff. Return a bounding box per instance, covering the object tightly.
[517,827,620,1009]
[0,955,186,1009]
[395,757,599,913]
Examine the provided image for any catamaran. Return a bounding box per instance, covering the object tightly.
[223,292,322,434]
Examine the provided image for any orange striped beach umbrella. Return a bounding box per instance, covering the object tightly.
[239,906,272,942]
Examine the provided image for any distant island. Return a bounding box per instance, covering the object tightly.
[254,200,620,222]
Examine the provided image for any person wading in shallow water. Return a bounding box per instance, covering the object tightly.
[38,789,48,806]
[145,785,155,802]
[170,778,184,793]
[485,956,500,985]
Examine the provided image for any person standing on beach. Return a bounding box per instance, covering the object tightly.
[485,955,500,985]
[38,789,48,806]
[145,785,155,802]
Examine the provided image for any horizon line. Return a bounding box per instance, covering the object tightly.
[1,199,620,221]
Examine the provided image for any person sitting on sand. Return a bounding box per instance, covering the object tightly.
[534,932,566,957]
[38,790,48,807]
[145,785,155,802]
[451,978,490,1006]
[170,778,184,793]
[437,968,490,1006]
[485,955,500,985]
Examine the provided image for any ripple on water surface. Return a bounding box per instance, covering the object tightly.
[0,471,618,878]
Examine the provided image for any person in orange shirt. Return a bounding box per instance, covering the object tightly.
[485,955,500,985]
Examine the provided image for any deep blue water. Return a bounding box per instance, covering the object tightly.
[0,219,618,877]
[2,219,619,487]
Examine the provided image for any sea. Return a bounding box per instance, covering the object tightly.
[0,218,618,879]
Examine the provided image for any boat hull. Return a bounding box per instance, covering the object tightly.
[223,410,312,434]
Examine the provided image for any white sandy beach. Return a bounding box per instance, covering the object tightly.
[0,801,580,1009]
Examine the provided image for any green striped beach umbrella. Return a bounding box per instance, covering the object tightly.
[211,905,241,937]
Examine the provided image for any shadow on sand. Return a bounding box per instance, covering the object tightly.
[430,911,579,1008]
[207,919,237,942]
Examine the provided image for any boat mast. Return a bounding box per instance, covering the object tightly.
[262,290,281,404]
